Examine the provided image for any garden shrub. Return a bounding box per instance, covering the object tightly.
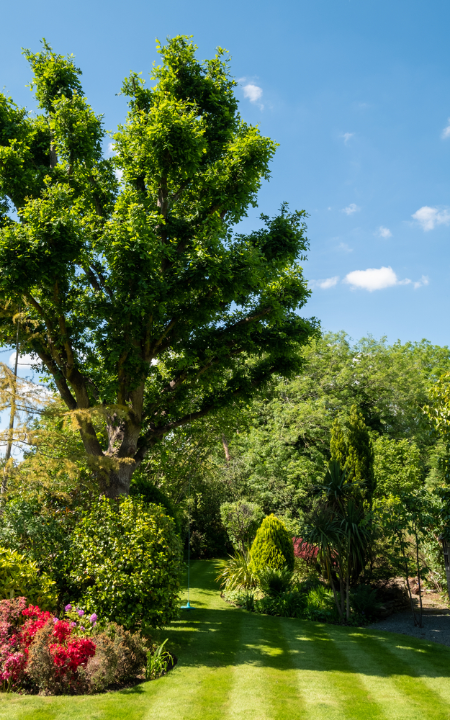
[350,585,379,617]
[249,514,295,575]
[95,622,148,681]
[258,567,293,597]
[219,500,264,552]
[0,497,82,608]
[82,633,117,693]
[0,547,57,611]
[216,549,257,592]
[70,496,183,630]
[254,590,305,618]
[0,599,151,694]
[84,623,148,692]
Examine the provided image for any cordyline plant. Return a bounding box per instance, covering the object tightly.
[0,36,316,497]
[302,461,372,621]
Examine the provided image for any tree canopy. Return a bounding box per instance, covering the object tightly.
[0,36,315,496]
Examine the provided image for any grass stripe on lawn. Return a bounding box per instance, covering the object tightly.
[337,629,450,719]
[284,620,386,720]
[226,613,305,720]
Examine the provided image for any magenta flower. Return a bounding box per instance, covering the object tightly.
[64,604,72,612]
[53,617,58,623]
[77,609,85,617]
[89,613,97,624]
[80,626,85,631]
[71,621,77,628]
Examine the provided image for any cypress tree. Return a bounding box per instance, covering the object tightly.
[330,418,348,467]
[345,405,376,497]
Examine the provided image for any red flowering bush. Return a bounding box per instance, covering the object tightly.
[0,598,149,694]
[0,599,96,692]
[51,637,96,676]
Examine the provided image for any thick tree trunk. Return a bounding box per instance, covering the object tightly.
[102,462,137,498]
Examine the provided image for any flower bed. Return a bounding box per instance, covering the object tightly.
[0,597,169,694]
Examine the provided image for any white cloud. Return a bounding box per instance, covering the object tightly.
[242,84,263,104]
[377,226,392,238]
[9,352,37,368]
[108,142,116,154]
[344,266,411,292]
[342,203,360,215]
[413,275,429,290]
[412,206,450,231]
[342,132,354,144]
[114,168,124,182]
[337,242,353,253]
[442,119,450,139]
[311,276,339,289]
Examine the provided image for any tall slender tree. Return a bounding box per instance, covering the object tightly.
[345,405,375,497]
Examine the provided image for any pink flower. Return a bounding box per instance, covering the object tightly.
[77,609,84,617]
[89,613,97,624]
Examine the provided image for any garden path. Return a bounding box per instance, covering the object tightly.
[1,560,450,719]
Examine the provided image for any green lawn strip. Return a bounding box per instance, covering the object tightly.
[339,630,450,719]
[326,627,419,719]
[225,612,304,720]
[366,630,450,710]
[2,561,450,720]
[283,620,386,720]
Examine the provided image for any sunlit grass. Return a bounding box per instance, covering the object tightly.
[1,560,450,719]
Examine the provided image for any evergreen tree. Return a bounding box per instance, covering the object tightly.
[330,418,347,468]
[249,514,294,573]
[345,405,375,497]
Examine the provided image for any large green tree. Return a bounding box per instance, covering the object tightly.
[0,37,315,496]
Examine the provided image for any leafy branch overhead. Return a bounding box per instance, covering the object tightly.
[0,36,316,495]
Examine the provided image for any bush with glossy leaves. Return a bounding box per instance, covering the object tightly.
[70,496,183,630]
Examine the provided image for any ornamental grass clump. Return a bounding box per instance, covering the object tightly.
[249,514,295,576]
[216,549,257,592]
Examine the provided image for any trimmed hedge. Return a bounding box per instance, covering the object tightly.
[249,514,294,574]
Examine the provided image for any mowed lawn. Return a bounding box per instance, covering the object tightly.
[2,561,450,720]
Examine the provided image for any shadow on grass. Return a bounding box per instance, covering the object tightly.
[167,605,450,681]
[166,560,450,684]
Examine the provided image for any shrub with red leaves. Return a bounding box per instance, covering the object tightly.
[293,537,319,563]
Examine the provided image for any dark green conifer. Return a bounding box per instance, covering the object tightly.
[330,418,348,467]
[345,405,376,497]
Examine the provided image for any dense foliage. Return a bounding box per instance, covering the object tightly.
[0,548,57,611]
[70,496,182,630]
[220,500,263,552]
[0,35,315,497]
[172,333,450,552]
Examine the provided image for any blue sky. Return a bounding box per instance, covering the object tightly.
[2,0,450,360]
